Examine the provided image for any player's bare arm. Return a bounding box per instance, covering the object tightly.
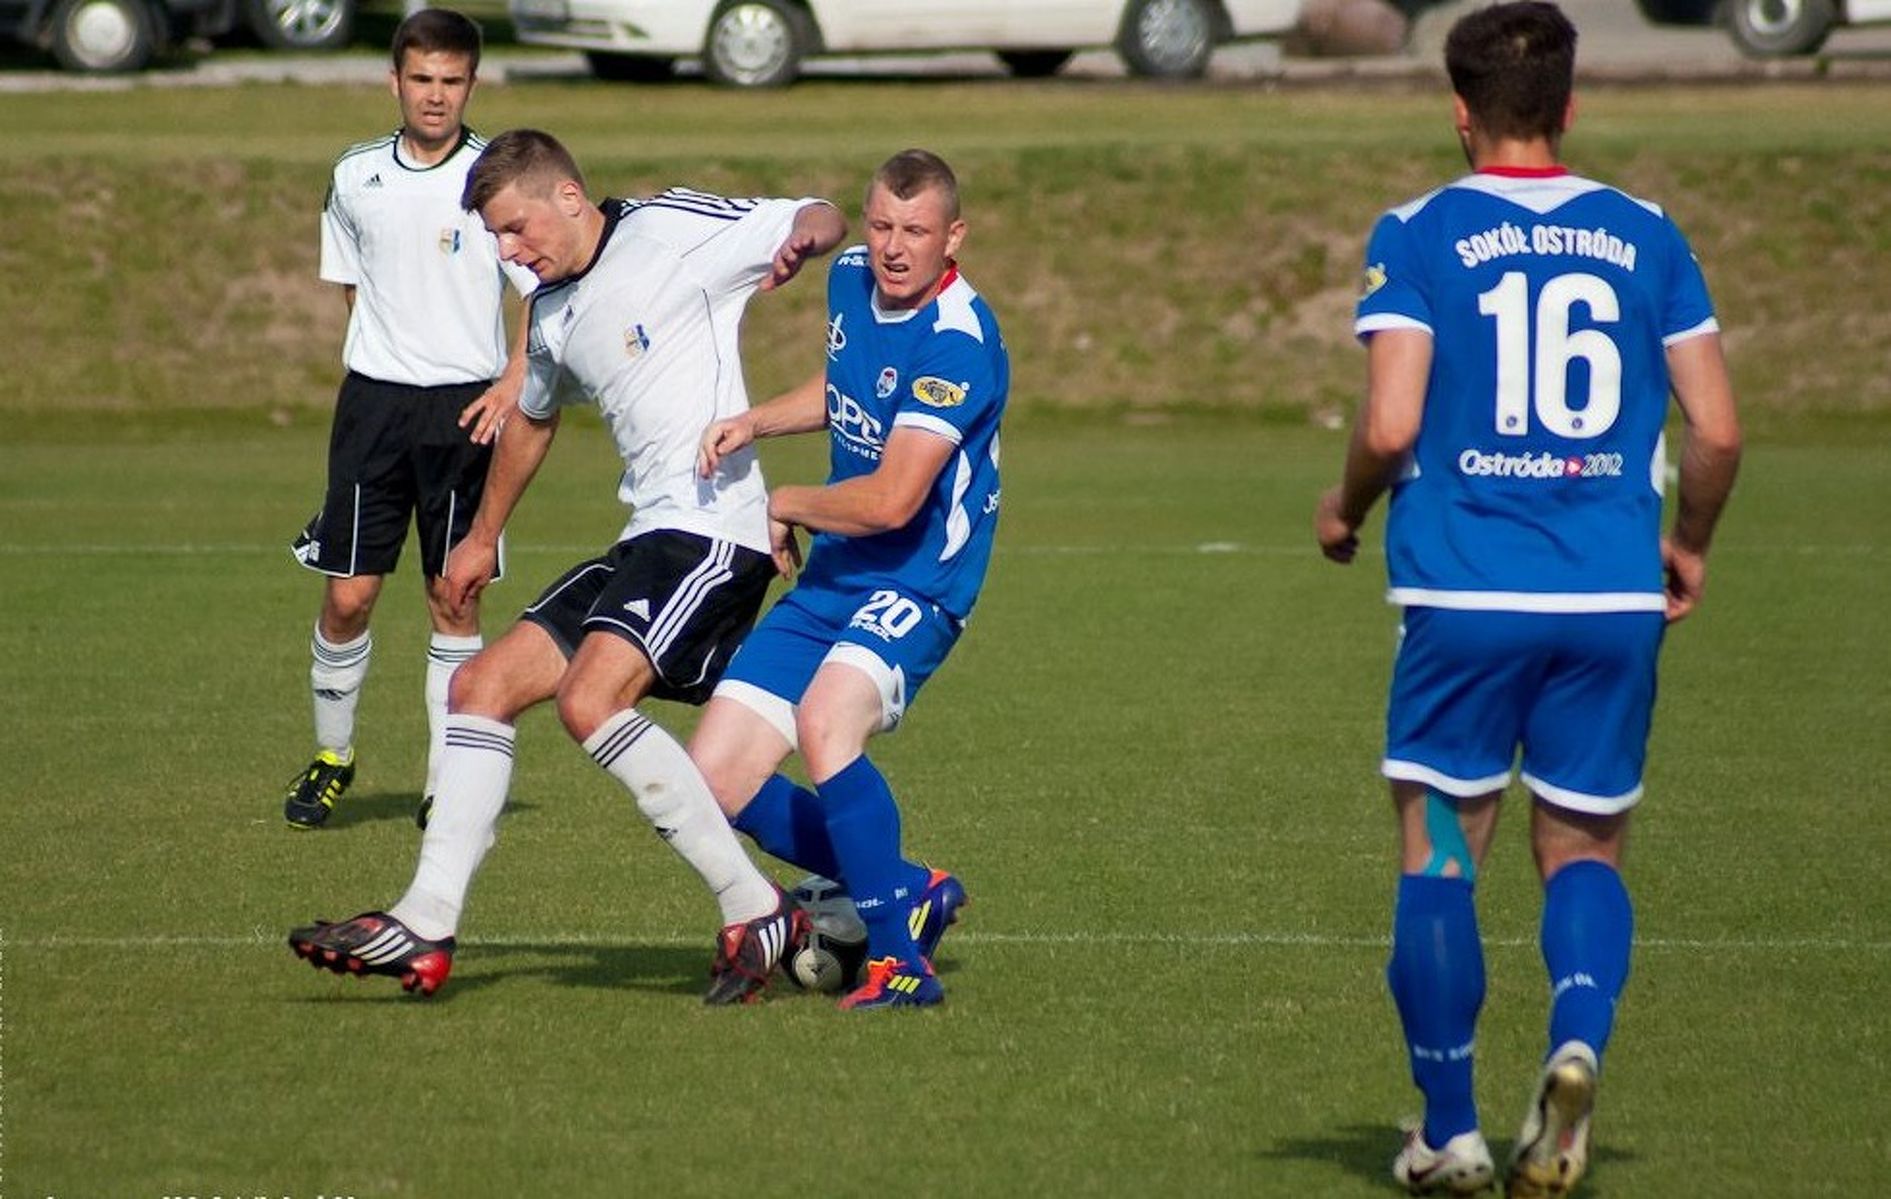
[444,407,560,614]
[1661,332,1743,622]
[762,202,847,292]
[1317,328,1432,563]
[697,368,829,478]
[769,426,956,538]
[461,300,532,445]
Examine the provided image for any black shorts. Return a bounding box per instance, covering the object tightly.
[291,371,498,579]
[522,530,775,705]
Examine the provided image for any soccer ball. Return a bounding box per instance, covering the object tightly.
[787,874,869,993]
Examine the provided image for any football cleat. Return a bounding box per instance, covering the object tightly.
[837,956,944,1011]
[703,887,808,1006]
[1393,1125,1495,1195]
[1506,1041,1599,1198]
[283,749,355,829]
[908,867,968,965]
[289,911,455,997]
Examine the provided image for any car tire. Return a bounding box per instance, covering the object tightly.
[1118,0,1215,79]
[703,0,813,88]
[48,0,159,71]
[998,49,1074,77]
[245,0,352,51]
[1726,0,1835,54]
[1632,0,1718,25]
[586,51,678,81]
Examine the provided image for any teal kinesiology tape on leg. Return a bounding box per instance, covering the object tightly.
[1421,789,1476,882]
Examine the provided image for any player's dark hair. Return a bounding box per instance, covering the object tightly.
[1444,1,1576,144]
[869,149,960,222]
[462,128,586,212]
[392,7,483,73]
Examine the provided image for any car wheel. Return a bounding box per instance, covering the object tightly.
[245,0,353,51]
[1726,0,1835,54]
[703,0,812,88]
[48,0,158,71]
[998,49,1074,77]
[586,51,678,81]
[1118,0,1214,79]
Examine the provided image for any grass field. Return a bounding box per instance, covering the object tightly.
[2,78,1889,1197]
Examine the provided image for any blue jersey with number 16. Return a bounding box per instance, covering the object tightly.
[797,248,1009,621]
[1355,168,1717,614]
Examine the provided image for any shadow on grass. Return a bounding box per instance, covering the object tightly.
[320,792,537,830]
[1259,1122,1636,1193]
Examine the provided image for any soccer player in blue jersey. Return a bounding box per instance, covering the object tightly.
[1314,4,1741,1193]
[692,149,1008,1010]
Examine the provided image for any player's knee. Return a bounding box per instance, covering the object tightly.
[553,681,610,744]
[447,652,515,719]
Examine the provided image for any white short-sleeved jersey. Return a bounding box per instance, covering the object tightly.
[521,190,825,554]
[320,128,536,387]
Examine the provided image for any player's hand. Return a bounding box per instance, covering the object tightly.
[762,231,819,292]
[697,415,755,478]
[769,516,802,580]
[459,382,520,446]
[444,535,499,617]
[1314,487,1360,564]
[1662,537,1707,623]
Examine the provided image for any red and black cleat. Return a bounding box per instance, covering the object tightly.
[289,911,455,997]
[704,887,809,1006]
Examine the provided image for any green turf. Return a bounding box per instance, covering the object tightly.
[1,416,1887,1196]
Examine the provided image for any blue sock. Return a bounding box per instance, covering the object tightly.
[732,774,840,879]
[1541,859,1634,1064]
[816,755,928,963]
[1388,874,1486,1147]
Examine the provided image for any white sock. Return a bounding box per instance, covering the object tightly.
[390,715,514,942]
[311,625,371,757]
[424,633,483,797]
[583,709,777,926]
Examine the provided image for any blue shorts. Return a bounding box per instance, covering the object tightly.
[715,581,962,742]
[1383,607,1666,815]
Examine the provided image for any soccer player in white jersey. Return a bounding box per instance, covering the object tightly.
[691,150,1008,1010]
[1313,4,1741,1193]
[291,129,847,1004]
[284,9,536,831]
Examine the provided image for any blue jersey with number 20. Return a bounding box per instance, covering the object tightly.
[1355,169,1717,613]
[798,248,1009,621]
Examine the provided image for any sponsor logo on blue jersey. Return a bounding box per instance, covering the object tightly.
[1453,221,1639,272]
[1456,448,1626,480]
[826,311,847,360]
[912,376,968,408]
[876,367,898,399]
[826,382,882,460]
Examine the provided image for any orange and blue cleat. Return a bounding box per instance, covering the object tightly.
[838,955,944,1010]
[909,868,967,965]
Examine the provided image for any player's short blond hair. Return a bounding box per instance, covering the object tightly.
[868,149,960,222]
[461,128,586,213]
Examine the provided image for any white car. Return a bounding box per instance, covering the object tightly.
[1637,0,1891,55]
[509,0,1302,86]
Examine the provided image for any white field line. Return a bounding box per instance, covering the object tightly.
[11,930,1890,954]
[0,542,1877,558]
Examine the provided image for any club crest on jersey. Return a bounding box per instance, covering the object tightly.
[438,227,462,255]
[826,312,847,360]
[876,367,898,399]
[912,376,967,408]
[1362,262,1388,298]
[624,323,651,360]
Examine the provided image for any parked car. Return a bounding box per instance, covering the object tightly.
[1636,0,1891,55]
[510,0,1303,87]
[1,0,351,72]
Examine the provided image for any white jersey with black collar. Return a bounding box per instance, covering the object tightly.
[320,128,536,387]
[521,190,827,555]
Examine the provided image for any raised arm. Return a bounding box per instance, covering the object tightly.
[1661,332,1742,622]
[762,201,847,292]
[1315,328,1432,563]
